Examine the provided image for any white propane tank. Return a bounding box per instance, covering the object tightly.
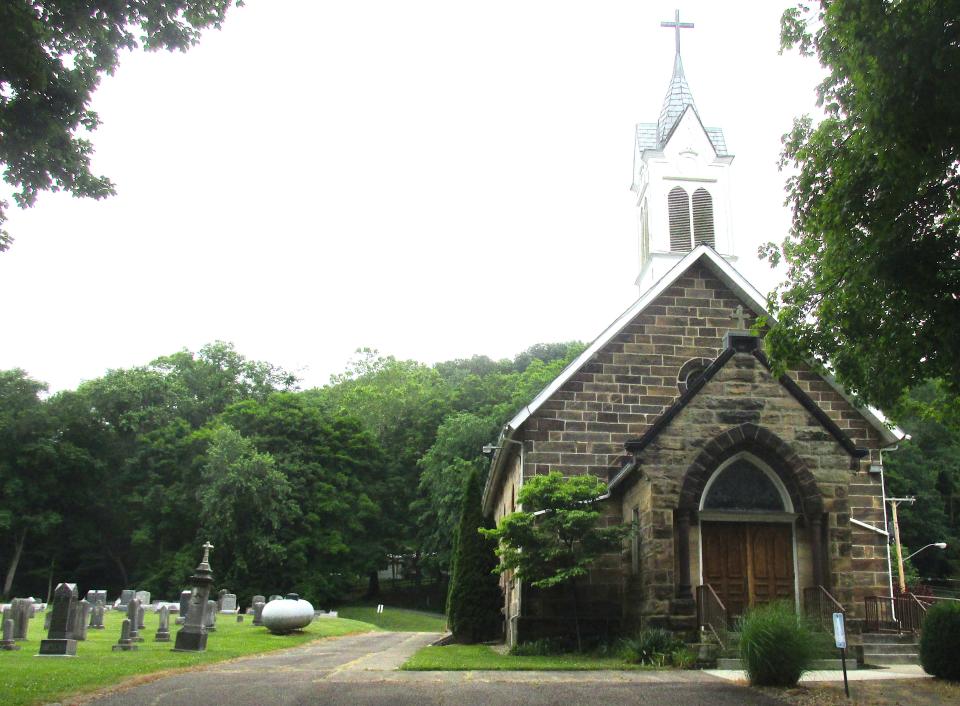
[260,593,314,634]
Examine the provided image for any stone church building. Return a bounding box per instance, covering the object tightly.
[481,25,902,646]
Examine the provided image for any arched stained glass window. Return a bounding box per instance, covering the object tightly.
[702,459,786,512]
[692,188,715,248]
[668,186,691,252]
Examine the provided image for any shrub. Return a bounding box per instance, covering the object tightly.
[738,601,815,687]
[509,638,561,656]
[619,628,684,666]
[920,600,960,680]
[670,646,697,669]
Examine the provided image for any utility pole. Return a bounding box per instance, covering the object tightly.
[887,497,916,594]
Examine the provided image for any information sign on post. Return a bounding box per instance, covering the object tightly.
[833,612,850,698]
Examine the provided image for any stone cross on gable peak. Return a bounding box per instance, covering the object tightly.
[732,305,749,331]
[661,9,694,55]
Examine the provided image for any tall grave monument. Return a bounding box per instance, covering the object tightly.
[38,583,78,656]
[173,541,215,653]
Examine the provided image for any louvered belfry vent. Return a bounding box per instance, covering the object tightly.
[692,188,715,247]
[668,186,691,251]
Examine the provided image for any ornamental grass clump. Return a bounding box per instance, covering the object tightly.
[738,601,815,687]
[619,628,685,667]
[919,600,960,680]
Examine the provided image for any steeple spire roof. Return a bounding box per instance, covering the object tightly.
[656,52,698,146]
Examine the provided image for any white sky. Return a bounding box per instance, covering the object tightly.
[0,1,825,392]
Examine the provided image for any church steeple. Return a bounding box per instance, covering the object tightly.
[631,10,736,292]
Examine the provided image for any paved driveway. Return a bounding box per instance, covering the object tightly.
[82,631,782,706]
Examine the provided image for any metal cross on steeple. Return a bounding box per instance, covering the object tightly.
[661,9,694,55]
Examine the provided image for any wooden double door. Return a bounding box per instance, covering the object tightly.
[701,521,795,623]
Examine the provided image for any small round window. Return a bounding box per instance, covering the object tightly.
[677,357,712,394]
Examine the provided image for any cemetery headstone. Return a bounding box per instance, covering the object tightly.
[252,595,265,606]
[217,588,228,611]
[135,590,151,606]
[176,589,191,625]
[220,593,238,614]
[112,618,138,652]
[137,603,146,630]
[155,605,171,642]
[85,589,107,607]
[38,583,78,656]
[117,589,135,610]
[73,599,91,641]
[1,617,19,651]
[12,598,34,640]
[44,610,52,631]
[236,614,244,623]
[89,601,105,629]
[268,595,283,602]
[127,598,143,642]
[173,542,215,653]
[205,600,217,632]
[252,600,265,626]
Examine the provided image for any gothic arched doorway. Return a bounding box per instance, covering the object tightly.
[697,453,799,622]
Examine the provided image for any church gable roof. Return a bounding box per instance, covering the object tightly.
[608,333,870,494]
[503,246,901,445]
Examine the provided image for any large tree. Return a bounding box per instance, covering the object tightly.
[765,1,960,409]
[0,0,241,250]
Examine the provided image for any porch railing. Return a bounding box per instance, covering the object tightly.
[802,585,844,633]
[696,584,728,649]
[864,593,928,634]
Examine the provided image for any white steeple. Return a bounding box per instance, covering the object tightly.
[632,11,736,292]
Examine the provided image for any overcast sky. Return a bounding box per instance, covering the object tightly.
[0,1,825,392]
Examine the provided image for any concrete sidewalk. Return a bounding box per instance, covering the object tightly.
[705,664,931,683]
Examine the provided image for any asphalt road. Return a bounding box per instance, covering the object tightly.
[82,631,783,706]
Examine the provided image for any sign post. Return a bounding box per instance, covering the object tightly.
[833,612,850,699]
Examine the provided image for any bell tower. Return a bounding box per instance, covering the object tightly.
[631,11,736,292]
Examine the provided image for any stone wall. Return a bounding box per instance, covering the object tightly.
[490,261,892,639]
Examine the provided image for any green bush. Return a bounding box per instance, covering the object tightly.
[669,646,697,669]
[920,600,960,680]
[509,638,562,656]
[619,628,684,666]
[738,601,815,687]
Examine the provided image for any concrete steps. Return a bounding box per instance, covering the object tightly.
[860,632,920,667]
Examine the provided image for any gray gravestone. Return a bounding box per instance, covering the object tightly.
[154,605,171,642]
[1,615,19,651]
[38,583,78,656]
[252,600,265,626]
[135,590,151,606]
[268,594,282,602]
[85,589,107,606]
[12,598,34,640]
[216,588,228,610]
[127,598,143,642]
[204,599,217,631]
[220,593,237,613]
[137,603,146,630]
[252,595,265,606]
[73,598,91,641]
[117,589,135,609]
[112,618,138,651]
[236,613,244,623]
[173,542,215,652]
[44,609,52,631]
[89,601,105,629]
[176,590,191,625]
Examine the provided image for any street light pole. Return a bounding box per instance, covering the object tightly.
[904,542,948,562]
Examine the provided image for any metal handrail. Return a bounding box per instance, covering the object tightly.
[803,585,844,633]
[696,584,728,649]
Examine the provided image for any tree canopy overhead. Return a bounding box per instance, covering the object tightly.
[765,0,960,409]
[0,0,242,250]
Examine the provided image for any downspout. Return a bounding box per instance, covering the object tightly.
[879,446,898,622]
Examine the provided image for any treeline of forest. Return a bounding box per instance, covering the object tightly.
[0,340,585,605]
[1,342,957,607]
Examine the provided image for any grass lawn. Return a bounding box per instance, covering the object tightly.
[0,607,374,706]
[401,644,657,671]
[337,605,446,632]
